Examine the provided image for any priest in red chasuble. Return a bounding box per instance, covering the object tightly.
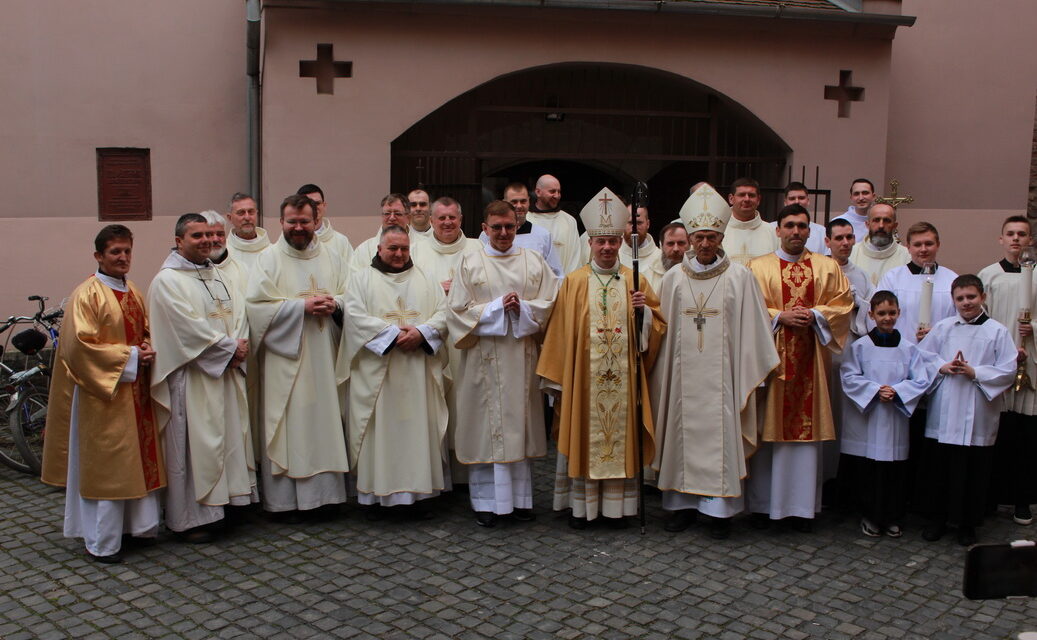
[747,204,853,530]
[42,225,165,564]
[537,187,665,530]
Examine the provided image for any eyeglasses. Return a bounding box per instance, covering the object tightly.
[487,224,517,232]
[382,211,408,218]
[194,268,232,304]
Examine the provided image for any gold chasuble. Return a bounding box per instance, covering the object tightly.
[748,251,853,442]
[42,276,165,499]
[537,265,665,479]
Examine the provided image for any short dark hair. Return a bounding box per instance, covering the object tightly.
[905,221,939,244]
[730,177,760,195]
[503,182,529,197]
[483,200,516,222]
[951,274,984,294]
[826,218,854,238]
[381,193,410,213]
[432,196,462,217]
[296,184,324,201]
[94,224,133,253]
[784,181,809,197]
[850,178,875,193]
[776,204,810,226]
[1002,215,1031,232]
[280,194,316,219]
[379,224,409,240]
[174,213,207,238]
[870,290,899,308]
[660,222,688,241]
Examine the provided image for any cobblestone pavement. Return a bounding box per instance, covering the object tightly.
[2,452,1036,640]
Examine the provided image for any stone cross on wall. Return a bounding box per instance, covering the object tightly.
[824,70,864,118]
[299,44,352,95]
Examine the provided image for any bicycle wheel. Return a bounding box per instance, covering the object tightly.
[0,388,33,474]
[11,385,48,475]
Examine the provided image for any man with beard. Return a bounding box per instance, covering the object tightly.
[408,189,434,237]
[298,184,354,269]
[482,182,562,277]
[341,226,450,518]
[526,174,582,274]
[247,195,350,520]
[849,203,910,287]
[659,222,689,272]
[225,192,270,269]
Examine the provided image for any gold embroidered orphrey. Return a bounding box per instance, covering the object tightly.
[781,260,813,307]
[383,296,422,327]
[587,271,629,479]
[683,292,720,352]
[297,274,330,330]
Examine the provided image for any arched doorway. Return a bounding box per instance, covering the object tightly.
[391,62,790,238]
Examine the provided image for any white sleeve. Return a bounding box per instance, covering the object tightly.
[365,325,401,355]
[119,347,139,383]
[473,297,509,337]
[512,300,540,339]
[416,324,443,353]
[192,337,237,378]
[264,299,305,358]
[810,309,834,346]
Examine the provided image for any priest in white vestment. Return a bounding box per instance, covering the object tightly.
[247,195,350,519]
[340,225,451,515]
[351,193,428,271]
[298,183,355,268]
[41,225,164,563]
[651,184,779,539]
[526,174,582,274]
[225,193,271,270]
[447,200,559,527]
[408,188,434,237]
[149,214,257,542]
[722,178,778,266]
[831,179,877,243]
[411,196,482,483]
[847,204,909,286]
[492,182,564,277]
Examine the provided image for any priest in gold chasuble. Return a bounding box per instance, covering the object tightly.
[650,185,779,539]
[747,204,853,526]
[537,188,665,528]
[42,225,164,563]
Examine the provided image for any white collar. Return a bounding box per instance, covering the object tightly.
[95,270,128,293]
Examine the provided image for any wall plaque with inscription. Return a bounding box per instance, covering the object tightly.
[97,148,152,221]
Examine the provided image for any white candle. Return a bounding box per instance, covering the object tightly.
[1023,264,1034,314]
[918,278,933,328]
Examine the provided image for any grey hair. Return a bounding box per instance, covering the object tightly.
[380,224,409,240]
[200,209,227,227]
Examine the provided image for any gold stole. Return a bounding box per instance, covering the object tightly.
[587,271,629,479]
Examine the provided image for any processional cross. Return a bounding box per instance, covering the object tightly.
[874,179,914,209]
[682,292,720,352]
[383,296,422,327]
[297,275,330,330]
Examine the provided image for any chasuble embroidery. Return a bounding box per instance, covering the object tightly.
[779,258,817,440]
[116,289,162,490]
[588,272,629,479]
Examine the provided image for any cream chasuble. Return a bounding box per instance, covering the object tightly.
[526,209,582,274]
[148,252,256,506]
[723,213,779,266]
[447,247,559,464]
[537,264,665,480]
[226,227,270,273]
[246,237,350,480]
[848,239,910,286]
[748,250,853,443]
[979,260,1037,415]
[650,252,779,497]
[315,218,355,270]
[213,251,246,298]
[339,264,450,498]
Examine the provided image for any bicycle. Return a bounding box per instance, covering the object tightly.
[0,295,62,474]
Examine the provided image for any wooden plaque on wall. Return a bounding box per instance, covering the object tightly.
[97,148,152,221]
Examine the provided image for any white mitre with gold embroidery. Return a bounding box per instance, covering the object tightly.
[579,187,629,237]
[679,183,730,235]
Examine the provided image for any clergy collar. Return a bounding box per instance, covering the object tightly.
[428,233,469,254]
[727,212,764,231]
[907,261,939,275]
[1000,258,1022,273]
[590,260,620,276]
[371,254,414,274]
[484,243,520,257]
[229,227,269,251]
[161,250,214,272]
[868,328,901,347]
[95,270,128,293]
[861,236,901,259]
[516,220,533,235]
[955,311,990,325]
[315,219,333,238]
[683,249,730,280]
[776,247,808,263]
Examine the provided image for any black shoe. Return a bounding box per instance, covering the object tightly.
[270,510,305,524]
[709,517,732,540]
[88,550,123,564]
[568,515,588,530]
[790,517,813,533]
[921,522,946,542]
[304,504,340,523]
[475,511,497,528]
[363,505,384,522]
[177,527,214,544]
[750,513,771,530]
[511,508,535,522]
[663,509,697,532]
[957,526,977,547]
[121,534,157,548]
[1014,505,1034,526]
[404,505,435,521]
[605,516,629,530]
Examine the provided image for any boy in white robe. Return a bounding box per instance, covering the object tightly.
[916,275,1016,546]
[839,291,936,538]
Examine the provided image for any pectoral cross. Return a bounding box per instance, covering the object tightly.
[598,193,613,227]
[682,292,720,352]
[383,296,421,327]
[874,178,914,209]
[297,275,330,330]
